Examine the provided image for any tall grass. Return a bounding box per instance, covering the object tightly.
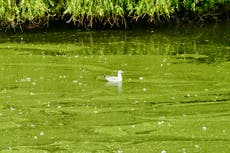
[0,0,229,29]
[0,0,49,28]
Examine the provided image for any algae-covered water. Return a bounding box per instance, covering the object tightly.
[0,23,230,153]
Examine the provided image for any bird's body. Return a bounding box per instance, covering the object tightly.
[105,70,123,82]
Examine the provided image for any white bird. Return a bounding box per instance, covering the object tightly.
[105,70,123,82]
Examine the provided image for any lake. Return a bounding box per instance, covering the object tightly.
[0,23,230,153]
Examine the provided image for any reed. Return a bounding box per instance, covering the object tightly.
[0,0,229,29]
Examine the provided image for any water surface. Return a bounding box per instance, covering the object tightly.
[0,23,230,153]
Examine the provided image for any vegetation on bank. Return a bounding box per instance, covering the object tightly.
[0,0,229,29]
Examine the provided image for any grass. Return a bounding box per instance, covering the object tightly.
[0,0,229,29]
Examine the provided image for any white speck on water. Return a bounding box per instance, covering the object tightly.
[10,106,15,111]
[74,55,79,58]
[205,88,208,91]
[7,46,11,49]
[195,144,199,148]
[57,105,61,109]
[32,82,36,85]
[182,148,186,153]
[131,108,135,111]
[171,97,175,100]
[117,150,123,153]
[72,80,78,83]
[160,64,163,67]
[34,136,38,139]
[143,88,147,91]
[187,93,191,97]
[139,77,144,80]
[40,132,44,136]
[30,92,35,96]
[161,150,166,153]
[40,77,43,80]
[223,130,226,133]
[0,113,2,116]
[158,121,164,125]
[47,102,50,108]
[26,77,31,82]
[30,124,36,128]
[132,125,136,128]
[202,126,207,131]
[8,146,12,150]
[59,75,62,79]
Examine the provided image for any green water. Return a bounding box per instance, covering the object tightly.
[0,23,230,153]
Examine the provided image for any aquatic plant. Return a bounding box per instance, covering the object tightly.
[0,0,229,29]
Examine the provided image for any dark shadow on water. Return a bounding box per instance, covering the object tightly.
[0,22,229,63]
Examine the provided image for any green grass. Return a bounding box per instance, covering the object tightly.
[0,0,229,29]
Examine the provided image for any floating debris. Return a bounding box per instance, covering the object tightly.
[161,150,167,153]
[40,132,44,136]
[72,80,78,83]
[117,150,123,153]
[158,121,164,125]
[10,106,15,111]
[139,77,144,80]
[202,126,207,131]
[47,102,51,108]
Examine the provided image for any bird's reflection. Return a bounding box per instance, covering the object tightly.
[105,81,122,94]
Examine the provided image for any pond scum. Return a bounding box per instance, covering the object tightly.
[0,0,229,29]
